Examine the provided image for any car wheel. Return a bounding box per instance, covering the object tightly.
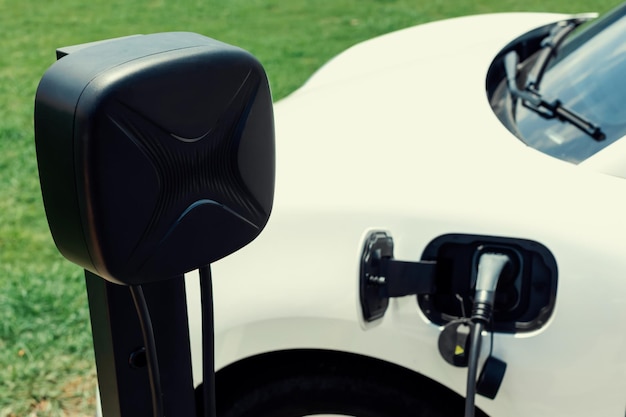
[216,373,462,417]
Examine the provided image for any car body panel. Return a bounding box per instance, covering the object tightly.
[185,12,626,417]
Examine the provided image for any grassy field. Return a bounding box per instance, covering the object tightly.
[0,0,617,415]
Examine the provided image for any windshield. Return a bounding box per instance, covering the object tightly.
[513,4,626,163]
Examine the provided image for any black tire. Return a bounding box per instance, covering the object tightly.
[209,350,487,417]
[215,372,471,417]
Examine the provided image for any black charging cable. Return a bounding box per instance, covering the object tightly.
[199,265,217,417]
[465,253,510,417]
[130,284,165,417]
[129,269,216,417]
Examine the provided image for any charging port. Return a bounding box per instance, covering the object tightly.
[418,234,557,333]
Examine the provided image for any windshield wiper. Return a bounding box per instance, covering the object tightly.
[526,20,581,90]
[504,19,606,142]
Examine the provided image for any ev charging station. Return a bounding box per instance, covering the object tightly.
[34,33,274,417]
[31,30,561,417]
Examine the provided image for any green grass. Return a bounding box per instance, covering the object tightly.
[0,0,618,415]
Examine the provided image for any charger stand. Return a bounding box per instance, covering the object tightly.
[85,271,199,416]
[35,33,274,417]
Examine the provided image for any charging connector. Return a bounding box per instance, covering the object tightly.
[472,253,511,323]
[465,252,511,417]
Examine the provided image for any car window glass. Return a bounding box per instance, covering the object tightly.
[514,9,626,163]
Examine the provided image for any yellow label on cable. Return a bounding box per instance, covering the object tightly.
[455,345,465,356]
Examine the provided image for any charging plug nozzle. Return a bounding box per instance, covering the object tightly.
[472,253,511,323]
[464,252,511,417]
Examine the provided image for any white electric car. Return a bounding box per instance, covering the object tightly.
[181,4,626,417]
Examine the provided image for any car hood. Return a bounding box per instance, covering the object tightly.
[271,12,579,214]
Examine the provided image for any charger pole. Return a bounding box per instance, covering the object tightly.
[86,271,198,416]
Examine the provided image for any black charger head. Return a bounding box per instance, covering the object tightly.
[35,33,275,285]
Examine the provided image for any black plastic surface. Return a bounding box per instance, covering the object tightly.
[476,356,507,399]
[360,230,438,322]
[35,33,275,284]
[438,319,471,367]
[359,231,393,322]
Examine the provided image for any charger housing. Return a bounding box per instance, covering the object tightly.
[35,33,275,285]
